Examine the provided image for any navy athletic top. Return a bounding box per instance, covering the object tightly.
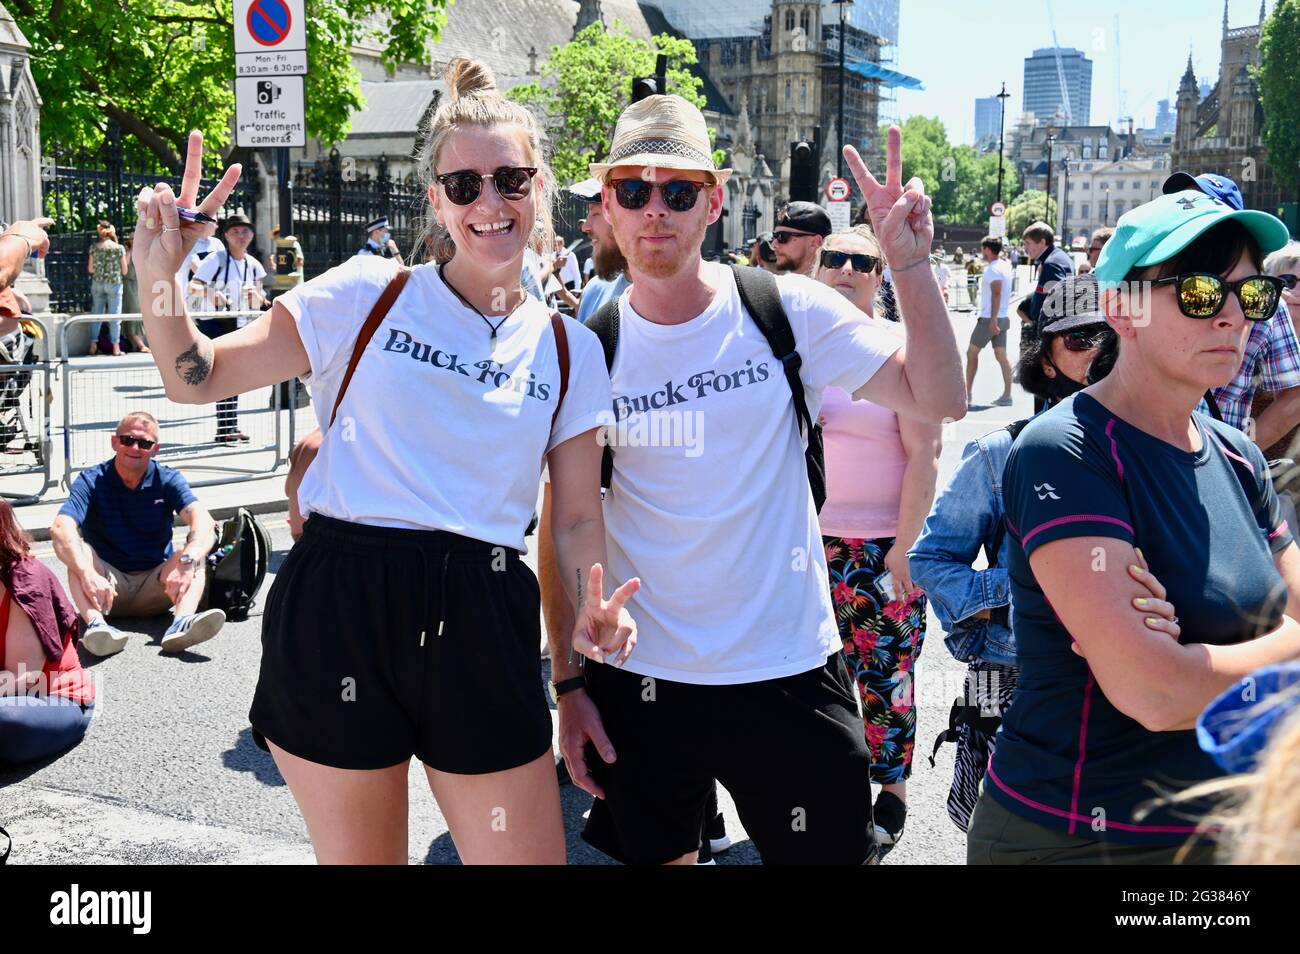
[992,392,1292,845]
[60,460,198,572]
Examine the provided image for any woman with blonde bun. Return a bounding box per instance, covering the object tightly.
[130,57,636,864]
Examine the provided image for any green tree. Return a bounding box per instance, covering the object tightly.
[1256,0,1300,199]
[878,117,1020,225]
[9,0,450,170]
[1006,189,1057,239]
[509,21,717,186]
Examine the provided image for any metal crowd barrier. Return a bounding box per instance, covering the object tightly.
[0,314,56,504]
[57,312,298,495]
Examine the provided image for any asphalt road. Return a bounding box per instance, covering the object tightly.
[0,299,1032,865]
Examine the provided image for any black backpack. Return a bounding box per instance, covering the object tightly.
[201,508,272,621]
[587,264,826,511]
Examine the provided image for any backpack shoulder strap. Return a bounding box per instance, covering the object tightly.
[584,298,621,490]
[549,311,570,427]
[329,266,412,427]
[731,264,813,438]
[1203,389,1225,423]
[585,298,620,372]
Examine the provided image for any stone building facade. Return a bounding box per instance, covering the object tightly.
[1171,1,1282,212]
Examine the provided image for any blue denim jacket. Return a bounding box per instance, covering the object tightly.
[909,426,1017,666]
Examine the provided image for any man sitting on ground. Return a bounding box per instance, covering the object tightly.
[49,412,225,656]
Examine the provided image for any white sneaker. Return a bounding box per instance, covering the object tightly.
[82,619,129,657]
[161,608,226,653]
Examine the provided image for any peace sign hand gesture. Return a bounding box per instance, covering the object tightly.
[572,563,640,667]
[843,125,934,271]
[132,130,242,294]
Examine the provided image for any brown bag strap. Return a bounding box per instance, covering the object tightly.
[549,311,569,427]
[329,266,412,427]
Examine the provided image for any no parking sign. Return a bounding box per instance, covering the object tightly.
[234,0,308,76]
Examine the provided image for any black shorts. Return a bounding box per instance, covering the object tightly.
[581,654,876,865]
[249,515,552,773]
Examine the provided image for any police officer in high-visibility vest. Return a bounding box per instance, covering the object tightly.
[356,217,403,263]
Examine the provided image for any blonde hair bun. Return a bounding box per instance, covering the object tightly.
[445,57,497,101]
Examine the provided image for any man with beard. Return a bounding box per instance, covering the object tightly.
[540,94,966,865]
[572,178,631,325]
[772,201,832,275]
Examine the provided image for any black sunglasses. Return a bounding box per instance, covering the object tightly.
[1280,273,1298,290]
[611,178,708,213]
[1060,329,1109,352]
[1151,273,1283,322]
[772,230,817,245]
[435,166,537,206]
[819,249,880,274]
[117,434,156,450]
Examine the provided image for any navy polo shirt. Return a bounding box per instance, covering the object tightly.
[993,393,1292,845]
[59,460,198,572]
[1027,245,1075,332]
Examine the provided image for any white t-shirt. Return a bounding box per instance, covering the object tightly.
[192,250,266,327]
[978,257,1014,319]
[279,255,611,550]
[602,263,902,684]
[583,257,596,278]
[558,252,581,289]
[932,261,951,290]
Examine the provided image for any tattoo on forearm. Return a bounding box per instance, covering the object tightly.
[175,339,214,387]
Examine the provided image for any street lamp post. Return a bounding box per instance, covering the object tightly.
[834,0,854,179]
[1044,133,1056,230]
[995,81,1010,206]
[1103,184,1110,226]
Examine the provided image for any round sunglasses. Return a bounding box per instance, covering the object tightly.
[819,249,881,274]
[435,166,537,206]
[1151,273,1283,322]
[611,178,708,213]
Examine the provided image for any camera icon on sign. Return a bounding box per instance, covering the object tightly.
[256,80,282,105]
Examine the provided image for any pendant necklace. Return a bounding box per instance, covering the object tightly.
[439,263,527,357]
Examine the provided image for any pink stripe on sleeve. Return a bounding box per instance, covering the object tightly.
[1022,513,1135,548]
[1105,419,1125,481]
[1270,522,1290,540]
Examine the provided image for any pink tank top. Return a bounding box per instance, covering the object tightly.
[818,385,907,540]
[0,588,95,705]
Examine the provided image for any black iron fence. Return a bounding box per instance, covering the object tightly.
[41,124,260,313]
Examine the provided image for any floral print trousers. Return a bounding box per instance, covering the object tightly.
[824,535,927,784]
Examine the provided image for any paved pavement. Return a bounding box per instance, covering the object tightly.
[0,303,1033,865]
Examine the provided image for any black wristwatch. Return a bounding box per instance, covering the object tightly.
[548,675,587,704]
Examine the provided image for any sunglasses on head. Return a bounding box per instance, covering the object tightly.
[1151,273,1283,322]
[435,166,537,206]
[117,434,156,450]
[610,178,708,212]
[819,249,880,274]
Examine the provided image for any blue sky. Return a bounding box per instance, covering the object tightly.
[892,0,1271,142]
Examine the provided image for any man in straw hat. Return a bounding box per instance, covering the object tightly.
[541,93,965,864]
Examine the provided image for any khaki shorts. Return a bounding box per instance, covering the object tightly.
[101,560,176,618]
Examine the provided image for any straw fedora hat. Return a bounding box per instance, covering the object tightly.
[590,94,732,185]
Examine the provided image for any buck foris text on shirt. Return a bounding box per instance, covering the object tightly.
[277,256,611,550]
[381,327,557,401]
[611,359,772,419]
[598,265,901,684]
